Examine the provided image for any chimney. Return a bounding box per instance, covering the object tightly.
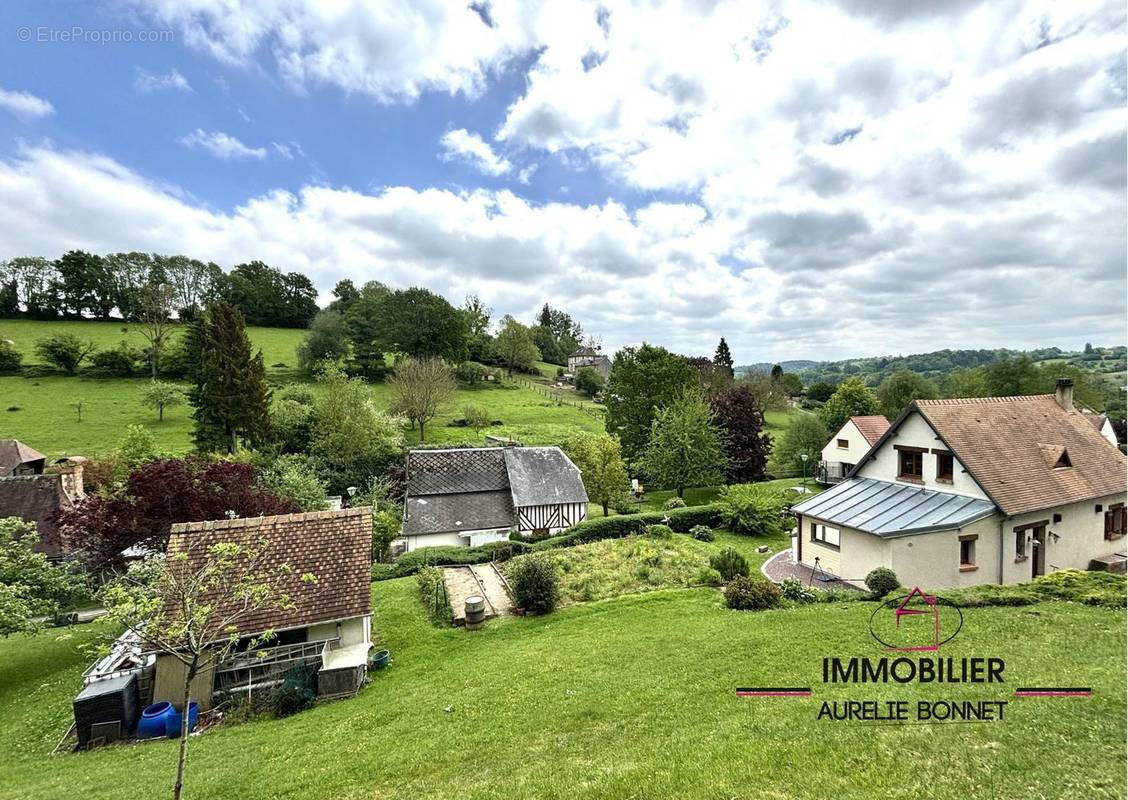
[56,457,86,501]
[1054,378,1074,411]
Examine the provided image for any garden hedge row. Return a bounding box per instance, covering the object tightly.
[526,504,724,551]
[372,540,533,581]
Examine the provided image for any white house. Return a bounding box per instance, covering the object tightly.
[792,379,1127,589]
[1083,411,1120,449]
[818,415,890,484]
[398,446,589,552]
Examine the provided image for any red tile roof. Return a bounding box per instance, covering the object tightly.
[165,508,372,638]
[850,415,891,445]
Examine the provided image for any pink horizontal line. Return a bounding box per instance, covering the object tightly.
[1013,691,1092,697]
[736,691,812,697]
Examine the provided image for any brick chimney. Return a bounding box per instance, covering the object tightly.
[56,456,86,501]
[1054,378,1074,412]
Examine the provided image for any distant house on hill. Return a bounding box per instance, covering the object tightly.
[0,439,47,476]
[149,508,374,712]
[0,451,86,559]
[793,380,1128,589]
[567,346,612,377]
[817,416,890,485]
[400,446,589,552]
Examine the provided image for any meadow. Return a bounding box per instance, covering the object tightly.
[0,577,1123,800]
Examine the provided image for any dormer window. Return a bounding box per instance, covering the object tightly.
[1054,450,1072,469]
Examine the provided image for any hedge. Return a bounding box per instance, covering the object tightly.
[529,504,724,551]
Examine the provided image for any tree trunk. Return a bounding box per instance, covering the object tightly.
[676,484,685,499]
[602,501,609,516]
[159,404,165,421]
[173,658,197,800]
[418,421,426,442]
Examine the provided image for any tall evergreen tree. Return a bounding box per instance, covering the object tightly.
[713,337,734,378]
[189,302,272,454]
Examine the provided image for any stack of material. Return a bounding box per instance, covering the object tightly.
[73,673,139,748]
[465,596,487,630]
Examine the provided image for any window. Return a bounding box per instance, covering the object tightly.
[1105,504,1126,540]
[837,438,849,449]
[895,446,924,481]
[1014,530,1026,559]
[935,451,954,482]
[959,534,977,571]
[810,522,840,549]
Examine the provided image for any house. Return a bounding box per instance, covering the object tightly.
[399,446,589,552]
[0,439,47,476]
[0,455,86,559]
[817,416,891,485]
[1083,411,1121,449]
[150,508,374,712]
[567,346,612,377]
[791,379,1127,589]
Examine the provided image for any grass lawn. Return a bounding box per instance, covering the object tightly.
[0,579,1123,800]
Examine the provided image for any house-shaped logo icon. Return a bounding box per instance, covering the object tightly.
[892,587,941,652]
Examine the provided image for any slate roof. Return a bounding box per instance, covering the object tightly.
[0,474,74,558]
[0,440,47,476]
[403,446,589,535]
[569,346,598,358]
[165,508,373,638]
[792,477,996,538]
[849,416,891,446]
[853,395,1127,517]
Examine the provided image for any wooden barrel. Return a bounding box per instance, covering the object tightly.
[465,595,486,629]
[465,595,485,613]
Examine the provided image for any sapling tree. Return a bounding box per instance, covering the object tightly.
[638,386,728,498]
[100,538,315,800]
[390,356,455,442]
[563,432,629,516]
[139,380,186,421]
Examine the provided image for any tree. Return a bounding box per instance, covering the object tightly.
[390,357,455,442]
[711,384,773,483]
[139,380,186,421]
[533,303,583,366]
[343,281,392,378]
[327,279,360,315]
[156,255,223,319]
[714,337,734,378]
[463,405,492,437]
[116,424,159,469]
[876,370,939,419]
[100,540,310,800]
[574,366,605,397]
[742,371,790,412]
[102,252,155,320]
[257,454,329,511]
[187,303,272,454]
[807,381,836,403]
[296,309,350,371]
[604,343,698,463]
[0,518,87,637]
[768,414,828,477]
[562,432,629,516]
[375,287,469,362]
[941,367,989,399]
[5,256,58,317]
[638,387,727,498]
[34,333,97,374]
[54,250,113,318]
[461,294,493,363]
[138,282,175,377]
[818,377,879,434]
[982,355,1040,397]
[494,315,541,376]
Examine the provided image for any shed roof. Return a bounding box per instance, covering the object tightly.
[406,448,509,495]
[792,477,996,538]
[165,508,372,638]
[0,440,46,476]
[403,491,515,536]
[503,447,588,506]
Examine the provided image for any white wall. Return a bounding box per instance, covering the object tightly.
[307,615,370,647]
[395,528,511,552]
[820,419,873,467]
[857,411,989,500]
[1002,492,1128,582]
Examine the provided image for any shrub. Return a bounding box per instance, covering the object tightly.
[398,540,532,572]
[709,548,750,582]
[416,566,453,625]
[865,567,900,599]
[695,566,723,587]
[509,554,560,614]
[664,497,687,510]
[530,504,725,551]
[688,524,714,542]
[724,576,782,610]
[34,334,97,374]
[717,483,789,536]
[645,523,674,539]
[574,366,605,398]
[90,342,143,376]
[371,562,413,581]
[780,577,817,603]
[943,570,1126,609]
[0,341,21,372]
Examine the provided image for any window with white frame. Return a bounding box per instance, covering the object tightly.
[810,522,840,548]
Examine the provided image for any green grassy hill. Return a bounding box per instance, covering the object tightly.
[0,580,1123,799]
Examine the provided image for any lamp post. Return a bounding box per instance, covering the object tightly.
[800,453,809,488]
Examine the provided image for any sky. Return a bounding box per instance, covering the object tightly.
[0,0,1124,364]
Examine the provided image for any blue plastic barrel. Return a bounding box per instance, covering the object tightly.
[137,701,173,740]
[165,702,199,738]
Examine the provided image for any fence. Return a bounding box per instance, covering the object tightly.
[515,378,605,420]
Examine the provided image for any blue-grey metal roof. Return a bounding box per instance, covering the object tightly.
[503,447,588,507]
[791,477,997,538]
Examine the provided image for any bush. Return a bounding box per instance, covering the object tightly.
[398,540,532,572]
[865,567,900,599]
[371,562,413,581]
[724,576,782,610]
[272,661,318,718]
[717,483,789,536]
[709,548,750,582]
[34,334,96,374]
[0,340,21,373]
[695,566,723,587]
[90,342,143,376]
[664,497,687,510]
[688,524,714,542]
[530,504,725,551]
[574,366,605,398]
[944,570,1126,609]
[509,554,560,614]
[645,523,674,539]
[780,577,817,603]
[416,566,453,625]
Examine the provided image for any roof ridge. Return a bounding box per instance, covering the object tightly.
[169,506,371,534]
[917,394,1053,406]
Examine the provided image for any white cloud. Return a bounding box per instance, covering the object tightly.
[178,129,268,160]
[517,164,538,184]
[134,68,193,93]
[439,128,512,176]
[0,87,54,120]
